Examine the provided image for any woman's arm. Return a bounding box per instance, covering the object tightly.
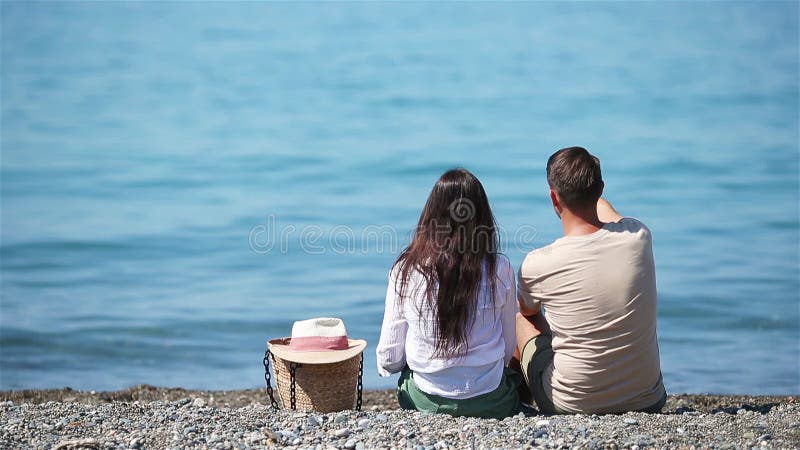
[376,268,408,376]
[501,258,520,365]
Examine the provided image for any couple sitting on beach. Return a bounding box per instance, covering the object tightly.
[376,147,667,418]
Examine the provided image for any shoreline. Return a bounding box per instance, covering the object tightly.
[1,386,798,449]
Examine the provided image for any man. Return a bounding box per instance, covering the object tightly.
[516,146,667,414]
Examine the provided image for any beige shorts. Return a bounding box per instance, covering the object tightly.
[521,334,668,414]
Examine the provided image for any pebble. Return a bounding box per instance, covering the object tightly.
[247,432,264,443]
[278,430,296,440]
[53,439,101,449]
[2,392,797,450]
[191,398,206,408]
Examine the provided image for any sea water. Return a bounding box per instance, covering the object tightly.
[1,2,798,394]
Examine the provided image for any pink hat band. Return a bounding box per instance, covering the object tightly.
[289,335,349,352]
[286,318,352,352]
[268,318,367,366]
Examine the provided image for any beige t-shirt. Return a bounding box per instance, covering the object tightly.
[518,217,666,414]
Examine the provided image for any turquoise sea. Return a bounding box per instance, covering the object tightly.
[1,2,798,394]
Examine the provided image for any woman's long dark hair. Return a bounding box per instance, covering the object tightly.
[393,168,498,359]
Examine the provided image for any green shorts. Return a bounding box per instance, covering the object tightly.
[520,334,562,414]
[397,366,522,419]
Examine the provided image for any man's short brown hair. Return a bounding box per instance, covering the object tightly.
[546,147,604,209]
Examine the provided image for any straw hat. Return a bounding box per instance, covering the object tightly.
[268,317,367,364]
[264,318,367,412]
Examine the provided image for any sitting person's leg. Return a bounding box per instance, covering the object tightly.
[509,312,549,404]
[516,310,551,341]
[515,312,560,414]
[508,346,533,404]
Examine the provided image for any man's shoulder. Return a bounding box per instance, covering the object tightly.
[520,241,563,276]
[521,218,652,274]
[605,217,652,240]
[523,241,560,260]
[615,216,650,230]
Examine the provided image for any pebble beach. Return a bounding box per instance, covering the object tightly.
[1,386,797,449]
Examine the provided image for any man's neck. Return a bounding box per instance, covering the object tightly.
[560,207,604,237]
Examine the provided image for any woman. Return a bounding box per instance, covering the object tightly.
[376,168,521,418]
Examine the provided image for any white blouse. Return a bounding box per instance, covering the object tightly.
[376,255,518,399]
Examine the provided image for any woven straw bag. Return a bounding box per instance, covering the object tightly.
[263,338,364,413]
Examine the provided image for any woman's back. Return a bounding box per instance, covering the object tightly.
[378,255,517,398]
[376,168,522,417]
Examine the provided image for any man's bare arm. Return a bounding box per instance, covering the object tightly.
[597,197,623,223]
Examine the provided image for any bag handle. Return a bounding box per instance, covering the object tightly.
[356,353,363,411]
[262,349,279,409]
